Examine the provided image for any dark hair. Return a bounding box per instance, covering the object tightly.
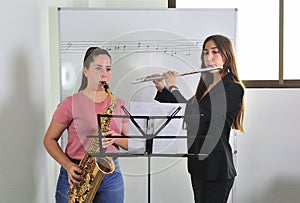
[195,34,245,132]
[78,47,111,91]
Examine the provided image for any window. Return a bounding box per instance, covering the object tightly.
[284,2,300,79]
[172,0,300,87]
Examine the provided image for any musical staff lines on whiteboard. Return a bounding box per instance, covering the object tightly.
[60,39,204,56]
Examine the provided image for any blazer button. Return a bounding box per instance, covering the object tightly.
[200,113,204,117]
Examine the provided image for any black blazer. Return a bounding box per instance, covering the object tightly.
[155,73,244,180]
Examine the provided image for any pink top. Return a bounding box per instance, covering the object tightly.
[53,91,128,160]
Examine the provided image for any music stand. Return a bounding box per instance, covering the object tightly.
[88,105,207,203]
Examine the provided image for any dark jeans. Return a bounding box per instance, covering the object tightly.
[190,174,234,203]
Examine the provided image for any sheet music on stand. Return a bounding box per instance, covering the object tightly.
[128,101,187,155]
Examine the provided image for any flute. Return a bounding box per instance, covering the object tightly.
[131,66,222,84]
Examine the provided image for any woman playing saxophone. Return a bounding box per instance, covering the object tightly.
[44,47,129,203]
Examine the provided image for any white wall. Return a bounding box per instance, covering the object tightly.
[237,89,300,203]
[0,1,74,202]
[1,0,300,203]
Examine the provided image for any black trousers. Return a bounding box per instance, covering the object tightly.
[190,174,234,203]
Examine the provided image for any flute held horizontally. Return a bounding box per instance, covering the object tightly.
[131,66,222,84]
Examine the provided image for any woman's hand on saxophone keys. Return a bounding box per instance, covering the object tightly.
[67,163,83,186]
[102,131,118,148]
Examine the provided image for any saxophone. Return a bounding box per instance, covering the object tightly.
[68,82,116,203]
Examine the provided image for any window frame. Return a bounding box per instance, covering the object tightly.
[168,0,300,88]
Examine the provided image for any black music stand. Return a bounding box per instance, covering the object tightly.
[88,105,207,203]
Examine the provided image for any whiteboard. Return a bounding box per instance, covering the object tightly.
[58,8,237,103]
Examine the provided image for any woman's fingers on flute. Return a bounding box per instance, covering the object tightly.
[150,74,165,92]
[163,71,177,86]
[164,70,177,77]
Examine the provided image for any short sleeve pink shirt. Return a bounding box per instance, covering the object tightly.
[52,91,128,160]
